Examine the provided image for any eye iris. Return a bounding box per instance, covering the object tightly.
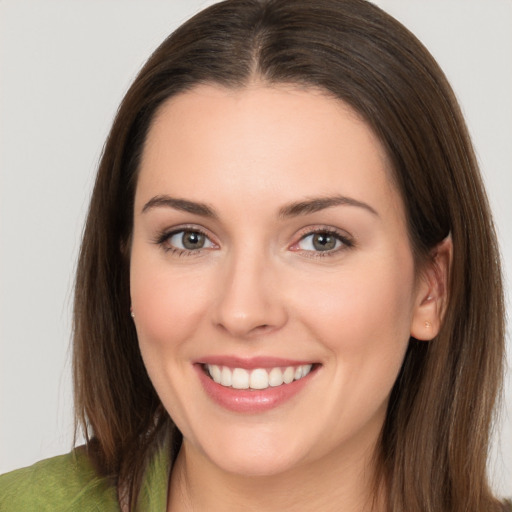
[313,233,337,251]
[182,231,205,250]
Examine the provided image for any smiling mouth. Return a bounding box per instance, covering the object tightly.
[203,363,315,390]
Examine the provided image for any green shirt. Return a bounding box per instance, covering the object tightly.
[0,441,171,511]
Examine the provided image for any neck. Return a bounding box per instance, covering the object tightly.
[167,438,385,512]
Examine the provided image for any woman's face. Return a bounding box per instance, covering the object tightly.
[130,84,431,477]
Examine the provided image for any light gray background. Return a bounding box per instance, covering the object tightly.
[1,0,511,497]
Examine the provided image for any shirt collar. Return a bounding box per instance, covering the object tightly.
[135,430,173,511]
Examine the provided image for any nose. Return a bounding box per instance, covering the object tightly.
[212,247,288,338]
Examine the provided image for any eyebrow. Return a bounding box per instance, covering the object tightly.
[142,195,217,218]
[141,194,378,218]
[278,195,379,218]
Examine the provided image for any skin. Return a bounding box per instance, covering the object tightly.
[130,84,448,511]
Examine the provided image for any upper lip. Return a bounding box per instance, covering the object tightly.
[197,355,317,369]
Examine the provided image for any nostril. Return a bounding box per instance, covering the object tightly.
[215,321,274,338]
[212,271,288,337]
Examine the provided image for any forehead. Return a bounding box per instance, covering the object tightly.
[136,83,402,219]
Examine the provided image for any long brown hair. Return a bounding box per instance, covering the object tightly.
[73,1,507,510]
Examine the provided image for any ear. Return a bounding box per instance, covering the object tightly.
[410,234,453,341]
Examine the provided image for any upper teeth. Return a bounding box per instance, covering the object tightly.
[206,364,313,390]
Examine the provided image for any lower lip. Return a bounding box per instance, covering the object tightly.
[195,365,316,413]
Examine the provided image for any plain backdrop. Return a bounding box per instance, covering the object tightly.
[1,0,511,497]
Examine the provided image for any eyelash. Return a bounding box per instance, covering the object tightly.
[292,227,354,258]
[153,226,215,257]
[153,226,354,258]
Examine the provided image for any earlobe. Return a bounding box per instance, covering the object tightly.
[410,234,453,341]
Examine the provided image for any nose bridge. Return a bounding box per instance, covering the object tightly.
[213,241,286,337]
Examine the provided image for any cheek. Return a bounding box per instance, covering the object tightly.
[291,253,416,384]
[129,254,215,435]
[129,249,212,357]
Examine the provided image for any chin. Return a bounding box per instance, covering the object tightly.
[210,449,305,478]
[187,425,311,478]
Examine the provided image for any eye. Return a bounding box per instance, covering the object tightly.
[159,229,217,253]
[292,229,353,255]
[298,232,341,251]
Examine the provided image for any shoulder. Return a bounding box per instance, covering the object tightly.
[0,447,119,511]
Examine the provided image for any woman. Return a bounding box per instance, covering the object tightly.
[0,0,509,510]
